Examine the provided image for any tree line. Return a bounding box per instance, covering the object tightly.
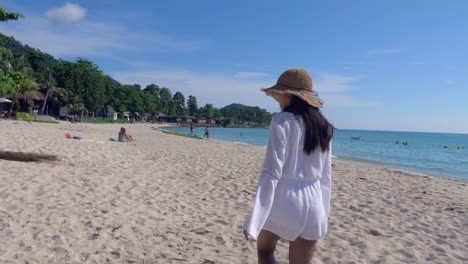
[0,8,272,125]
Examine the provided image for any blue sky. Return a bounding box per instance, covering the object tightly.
[1,0,467,133]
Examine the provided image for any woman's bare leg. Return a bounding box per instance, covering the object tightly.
[289,237,317,264]
[257,230,280,264]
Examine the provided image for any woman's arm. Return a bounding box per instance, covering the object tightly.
[243,118,287,240]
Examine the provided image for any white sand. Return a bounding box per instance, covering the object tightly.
[0,120,467,263]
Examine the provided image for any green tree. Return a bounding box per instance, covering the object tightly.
[124,84,145,115]
[173,91,186,116]
[0,69,17,95]
[203,104,214,118]
[0,8,24,22]
[187,95,198,116]
[213,108,222,118]
[142,93,157,117]
[201,104,214,118]
[143,84,161,96]
[0,47,14,70]
[53,58,106,114]
[159,87,174,115]
[4,70,38,115]
[168,100,177,116]
[11,54,33,75]
[219,105,272,125]
[142,84,161,113]
[104,76,125,113]
[222,117,233,127]
[40,68,70,115]
[26,51,51,83]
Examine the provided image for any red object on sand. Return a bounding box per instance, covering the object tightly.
[65,132,73,139]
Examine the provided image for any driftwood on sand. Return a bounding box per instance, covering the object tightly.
[0,150,59,163]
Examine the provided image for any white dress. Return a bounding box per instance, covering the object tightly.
[243,112,332,241]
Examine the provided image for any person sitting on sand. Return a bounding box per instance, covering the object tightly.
[204,126,210,139]
[243,68,333,264]
[118,127,134,142]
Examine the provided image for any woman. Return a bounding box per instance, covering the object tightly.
[243,68,334,264]
[118,127,134,142]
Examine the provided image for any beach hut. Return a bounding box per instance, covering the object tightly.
[122,112,130,121]
[166,116,180,123]
[5,91,46,114]
[180,116,196,123]
[106,105,117,120]
[205,118,216,124]
[156,112,168,122]
[0,98,12,118]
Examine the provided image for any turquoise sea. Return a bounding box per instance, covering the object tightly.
[165,126,468,180]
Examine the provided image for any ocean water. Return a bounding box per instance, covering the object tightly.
[165,126,468,180]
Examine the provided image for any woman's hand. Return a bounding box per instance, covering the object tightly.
[243,230,250,241]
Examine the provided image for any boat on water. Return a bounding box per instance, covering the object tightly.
[444,146,464,149]
[351,136,363,140]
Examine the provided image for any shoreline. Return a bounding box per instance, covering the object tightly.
[160,126,467,182]
[175,123,269,129]
[335,156,468,184]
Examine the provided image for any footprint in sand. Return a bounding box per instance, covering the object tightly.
[54,247,69,262]
[369,229,384,236]
[111,250,121,259]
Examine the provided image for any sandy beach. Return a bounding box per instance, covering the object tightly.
[0,120,467,263]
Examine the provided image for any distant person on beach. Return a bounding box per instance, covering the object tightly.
[204,126,210,139]
[190,123,195,134]
[118,127,134,142]
[243,68,333,263]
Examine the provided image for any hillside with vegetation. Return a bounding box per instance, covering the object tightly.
[0,8,272,125]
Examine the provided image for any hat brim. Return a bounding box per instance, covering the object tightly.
[261,84,323,108]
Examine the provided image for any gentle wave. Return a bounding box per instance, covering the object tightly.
[162,127,468,180]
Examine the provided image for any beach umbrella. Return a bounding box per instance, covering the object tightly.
[0,98,12,103]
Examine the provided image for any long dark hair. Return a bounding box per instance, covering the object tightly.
[284,95,334,154]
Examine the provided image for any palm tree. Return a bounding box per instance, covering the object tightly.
[6,71,38,117]
[65,96,88,119]
[40,68,69,115]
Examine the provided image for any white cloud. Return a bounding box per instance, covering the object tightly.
[314,73,362,93]
[234,72,271,78]
[320,94,381,108]
[0,13,204,58]
[313,73,380,108]
[111,67,378,110]
[367,49,401,55]
[46,3,86,23]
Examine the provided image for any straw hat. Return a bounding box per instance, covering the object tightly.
[262,68,323,108]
